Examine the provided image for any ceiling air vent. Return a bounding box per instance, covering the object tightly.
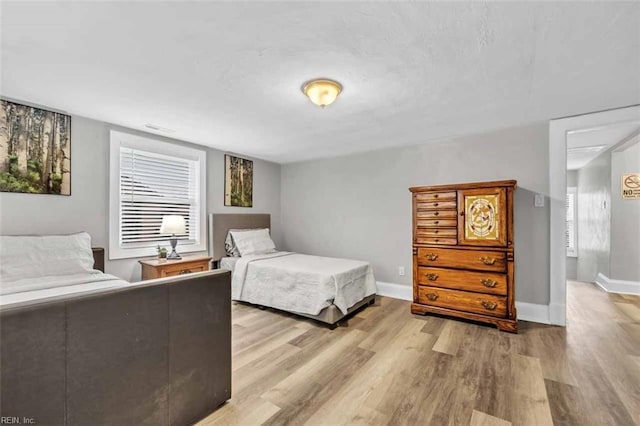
[144,124,175,133]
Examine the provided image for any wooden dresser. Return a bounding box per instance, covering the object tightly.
[410,180,517,332]
[139,255,212,281]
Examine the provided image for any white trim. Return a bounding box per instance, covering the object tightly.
[376,281,553,325]
[595,273,640,295]
[515,302,551,324]
[376,281,412,301]
[549,105,640,327]
[108,130,207,260]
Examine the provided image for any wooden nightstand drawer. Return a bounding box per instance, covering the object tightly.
[139,256,212,280]
[162,265,207,277]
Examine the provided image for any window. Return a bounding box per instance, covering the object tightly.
[109,130,206,259]
[566,187,577,257]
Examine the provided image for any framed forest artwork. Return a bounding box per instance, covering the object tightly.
[0,99,71,195]
[224,154,253,207]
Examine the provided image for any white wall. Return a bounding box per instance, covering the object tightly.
[281,122,550,305]
[610,141,640,282]
[566,170,578,280]
[576,150,611,282]
[0,116,282,281]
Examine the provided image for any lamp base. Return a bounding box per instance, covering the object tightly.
[167,237,182,260]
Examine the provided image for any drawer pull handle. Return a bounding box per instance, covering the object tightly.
[434,221,439,224]
[434,194,438,198]
[179,269,192,275]
[426,273,439,281]
[433,203,439,207]
[426,293,438,301]
[481,301,497,310]
[434,212,439,216]
[479,257,497,265]
[425,253,439,261]
[481,279,498,288]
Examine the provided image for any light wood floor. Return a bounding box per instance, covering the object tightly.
[199,281,640,426]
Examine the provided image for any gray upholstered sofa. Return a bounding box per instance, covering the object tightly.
[0,269,231,426]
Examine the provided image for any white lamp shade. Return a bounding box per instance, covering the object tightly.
[160,215,186,234]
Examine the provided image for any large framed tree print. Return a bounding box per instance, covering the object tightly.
[0,99,71,195]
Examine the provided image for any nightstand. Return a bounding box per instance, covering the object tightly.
[139,255,212,280]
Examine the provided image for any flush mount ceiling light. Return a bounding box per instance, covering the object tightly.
[301,78,343,107]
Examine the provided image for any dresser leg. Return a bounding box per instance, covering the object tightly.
[496,319,518,333]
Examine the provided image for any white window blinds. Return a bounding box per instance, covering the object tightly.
[566,187,577,257]
[109,130,206,259]
[119,147,199,247]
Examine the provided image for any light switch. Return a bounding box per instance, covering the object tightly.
[534,193,545,207]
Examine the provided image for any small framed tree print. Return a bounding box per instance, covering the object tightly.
[224,154,253,207]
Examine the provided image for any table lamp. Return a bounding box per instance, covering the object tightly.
[160,215,186,260]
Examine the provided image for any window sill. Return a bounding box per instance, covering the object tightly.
[108,242,207,260]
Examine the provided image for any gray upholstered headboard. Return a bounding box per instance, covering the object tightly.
[209,214,271,260]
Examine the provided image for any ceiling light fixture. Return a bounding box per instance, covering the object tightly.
[302,78,343,107]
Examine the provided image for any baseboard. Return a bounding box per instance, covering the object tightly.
[376,281,412,301]
[595,273,640,295]
[548,302,566,326]
[515,302,552,324]
[377,281,554,325]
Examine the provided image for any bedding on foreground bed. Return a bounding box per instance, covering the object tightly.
[230,251,377,316]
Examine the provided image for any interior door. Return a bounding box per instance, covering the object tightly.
[457,187,507,247]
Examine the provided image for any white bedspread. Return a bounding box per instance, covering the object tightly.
[232,252,377,315]
[0,273,133,309]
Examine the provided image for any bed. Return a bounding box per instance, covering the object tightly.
[0,233,231,426]
[210,214,377,326]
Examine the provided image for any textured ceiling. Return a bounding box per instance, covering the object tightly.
[2,2,639,163]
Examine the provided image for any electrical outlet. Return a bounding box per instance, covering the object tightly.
[534,193,545,207]
[398,266,405,276]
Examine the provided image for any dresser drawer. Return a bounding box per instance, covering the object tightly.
[417,286,507,318]
[416,201,457,210]
[416,247,507,272]
[417,267,507,295]
[416,237,457,245]
[415,191,457,202]
[416,219,457,228]
[416,210,457,219]
[416,228,457,237]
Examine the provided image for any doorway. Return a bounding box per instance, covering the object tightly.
[549,105,640,326]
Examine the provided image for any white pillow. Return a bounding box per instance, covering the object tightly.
[229,228,276,256]
[0,232,97,283]
[224,230,242,257]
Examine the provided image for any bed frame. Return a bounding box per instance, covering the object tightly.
[2,248,231,425]
[209,213,375,327]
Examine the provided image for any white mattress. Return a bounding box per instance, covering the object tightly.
[231,251,377,316]
[220,257,239,272]
[0,273,133,309]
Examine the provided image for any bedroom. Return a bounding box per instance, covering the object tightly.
[1,1,639,425]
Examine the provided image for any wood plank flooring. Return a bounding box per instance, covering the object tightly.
[198,281,639,425]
